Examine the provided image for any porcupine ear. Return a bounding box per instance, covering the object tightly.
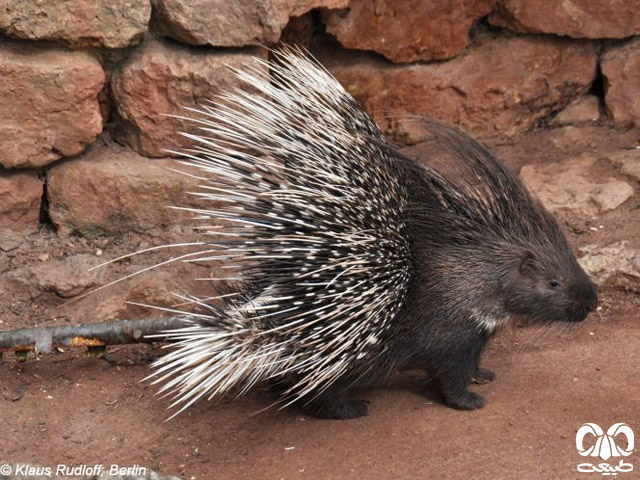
[518,251,539,277]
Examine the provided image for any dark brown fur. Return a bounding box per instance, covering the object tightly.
[301,121,597,419]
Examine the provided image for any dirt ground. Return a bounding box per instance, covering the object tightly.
[1,124,639,479]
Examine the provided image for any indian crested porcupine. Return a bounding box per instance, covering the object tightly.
[148,47,598,419]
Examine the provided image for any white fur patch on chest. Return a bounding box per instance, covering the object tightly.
[471,307,510,333]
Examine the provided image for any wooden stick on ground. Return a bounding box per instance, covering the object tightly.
[0,317,184,359]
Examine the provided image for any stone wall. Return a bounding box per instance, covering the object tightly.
[1,0,640,239]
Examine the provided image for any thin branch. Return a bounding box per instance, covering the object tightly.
[0,317,185,356]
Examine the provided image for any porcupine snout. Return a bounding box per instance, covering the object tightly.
[569,277,598,322]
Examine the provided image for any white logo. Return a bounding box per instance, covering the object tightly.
[576,423,634,475]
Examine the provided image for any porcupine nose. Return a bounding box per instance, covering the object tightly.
[584,282,598,313]
[574,281,598,321]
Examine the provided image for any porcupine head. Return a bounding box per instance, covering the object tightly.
[146,47,598,420]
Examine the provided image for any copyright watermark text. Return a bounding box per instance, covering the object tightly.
[1,463,147,477]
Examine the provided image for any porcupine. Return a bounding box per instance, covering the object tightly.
[148,47,598,419]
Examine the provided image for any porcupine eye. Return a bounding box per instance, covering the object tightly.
[548,280,561,289]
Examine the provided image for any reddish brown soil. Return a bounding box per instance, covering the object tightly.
[1,125,639,479]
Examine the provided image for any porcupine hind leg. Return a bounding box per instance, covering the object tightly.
[299,388,370,420]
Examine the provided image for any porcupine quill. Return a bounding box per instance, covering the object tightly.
[145,46,597,420]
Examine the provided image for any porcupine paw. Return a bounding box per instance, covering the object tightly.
[471,367,496,384]
[444,391,486,410]
[304,398,370,419]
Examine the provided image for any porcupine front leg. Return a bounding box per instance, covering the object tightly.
[471,367,496,384]
[472,329,496,384]
[426,329,490,410]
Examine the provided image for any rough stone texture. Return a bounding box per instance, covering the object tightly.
[281,11,316,48]
[605,149,640,182]
[0,231,22,253]
[602,38,640,128]
[153,0,348,47]
[0,170,42,234]
[6,254,105,298]
[550,95,600,126]
[0,42,105,169]
[490,0,640,39]
[579,242,640,292]
[111,39,267,157]
[0,0,151,49]
[322,35,597,140]
[620,156,640,181]
[324,0,496,63]
[519,154,634,215]
[47,143,201,237]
